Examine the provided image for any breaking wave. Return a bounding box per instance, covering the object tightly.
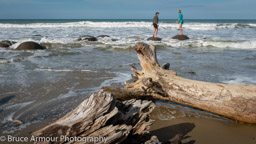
[5,37,256,50]
[0,21,255,30]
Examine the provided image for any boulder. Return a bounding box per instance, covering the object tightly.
[97,35,110,38]
[0,40,16,48]
[112,38,118,41]
[172,35,189,40]
[147,37,162,41]
[16,41,46,50]
[78,35,97,41]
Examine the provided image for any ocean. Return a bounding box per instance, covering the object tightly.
[0,19,256,143]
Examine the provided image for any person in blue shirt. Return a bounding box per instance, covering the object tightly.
[176,10,183,35]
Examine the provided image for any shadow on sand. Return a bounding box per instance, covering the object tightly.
[151,122,196,144]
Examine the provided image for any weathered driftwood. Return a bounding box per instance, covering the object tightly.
[32,90,159,144]
[33,41,256,144]
[104,42,256,123]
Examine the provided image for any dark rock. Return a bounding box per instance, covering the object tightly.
[16,41,46,50]
[0,43,9,48]
[78,35,97,41]
[172,35,189,40]
[0,40,16,48]
[32,34,43,37]
[112,39,118,41]
[162,63,170,70]
[147,37,162,41]
[97,35,110,38]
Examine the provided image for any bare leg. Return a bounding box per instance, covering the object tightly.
[155,28,158,38]
[153,28,156,37]
[179,23,183,35]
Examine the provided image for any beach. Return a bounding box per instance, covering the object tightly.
[150,117,256,144]
[150,101,256,144]
[0,19,256,143]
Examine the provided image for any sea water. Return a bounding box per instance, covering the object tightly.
[0,19,256,137]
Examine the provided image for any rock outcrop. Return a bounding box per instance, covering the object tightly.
[172,35,189,40]
[78,35,97,41]
[16,41,46,50]
[147,37,162,41]
[0,40,16,48]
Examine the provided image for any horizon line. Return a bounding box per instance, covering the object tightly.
[0,18,256,20]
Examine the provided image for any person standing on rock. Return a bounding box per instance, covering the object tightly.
[152,12,159,38]
[176,10,183,35]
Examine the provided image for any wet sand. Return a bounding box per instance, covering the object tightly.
[150,115,256,144]
[0,70,116,138]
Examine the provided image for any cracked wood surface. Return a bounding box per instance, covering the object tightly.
[32,90,156,144]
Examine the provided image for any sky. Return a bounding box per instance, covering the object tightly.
[0,0,255,19]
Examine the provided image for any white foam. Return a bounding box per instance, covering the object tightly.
[100,72,131,87]
[9,39,40,49]
[95,37,256,50]
[0,21,87,28]
[39,36,72,44]
[0,21,253,30]
[3,112,15,123]
[248,23,256,27]
[8,37,73,49]
[200,40,256,49]
[35,68,97,72]
[0,57,25,65]
[185,23,217,30]
[0,58,13,64]
[57,89,77,99]
[162,39,256,49]
[5,101,34,110]
[222,75,256,85]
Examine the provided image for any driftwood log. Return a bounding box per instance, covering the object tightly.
[103,42,256,124]
[32,90,165,144]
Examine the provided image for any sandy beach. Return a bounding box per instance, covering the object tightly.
[150,103,256,144]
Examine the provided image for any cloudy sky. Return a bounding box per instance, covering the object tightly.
[0,0,255,19]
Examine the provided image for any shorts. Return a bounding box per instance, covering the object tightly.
[153,23,158,29]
